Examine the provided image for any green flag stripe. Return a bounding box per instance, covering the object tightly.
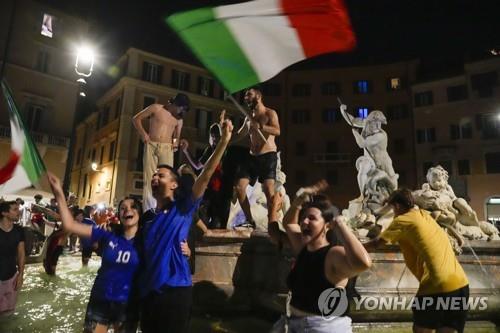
[167,7,260,93]
[2,80,46,182]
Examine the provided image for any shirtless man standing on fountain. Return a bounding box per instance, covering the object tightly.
[232,87,280,229]
[133,93,190,211]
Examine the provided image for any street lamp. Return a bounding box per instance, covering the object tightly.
[62,45,96,194]
[75,46,95,77]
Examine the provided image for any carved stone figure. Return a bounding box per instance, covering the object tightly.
[412,165,499,252]
[340,106,398,229]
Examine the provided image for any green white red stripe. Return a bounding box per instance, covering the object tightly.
[0,80,46,194]
[167,0,356,93]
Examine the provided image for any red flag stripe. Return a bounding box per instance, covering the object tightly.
[0,151,21,184]
[282,0,356,57]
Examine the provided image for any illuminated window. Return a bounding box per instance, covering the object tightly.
[388,77,402,90]
[354,80,371,94]
[41,14,54,38]
[357,107,369,119]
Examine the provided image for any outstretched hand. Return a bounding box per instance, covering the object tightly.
[221,119,233,142]
[219,109,226,125]
[47,172,64,198]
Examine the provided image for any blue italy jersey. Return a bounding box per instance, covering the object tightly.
[80,218,96,249]
[89,226,140,302]
[140,195,201,297]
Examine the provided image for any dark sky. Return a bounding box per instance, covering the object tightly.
[38,0,500,87]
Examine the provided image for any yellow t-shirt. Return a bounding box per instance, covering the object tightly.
[380,208,468,295]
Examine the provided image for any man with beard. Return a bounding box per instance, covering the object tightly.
[139,119,234,333]
[232,87,280,228]
[133,93,190,211]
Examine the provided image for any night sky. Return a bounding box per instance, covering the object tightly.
[37,0,500,91]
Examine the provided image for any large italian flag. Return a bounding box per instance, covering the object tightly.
[0,80,46,194]
[167,0,356,93]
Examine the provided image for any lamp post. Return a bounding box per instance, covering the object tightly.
[62,46,95,194]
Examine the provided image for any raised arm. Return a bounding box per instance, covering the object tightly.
[284,180,329,256]
[328,216,372,282]
[179,139,204,171]
[340,104,364,128]
[192,120,233,200]
[47,173,92,238]
[132,104,157,143]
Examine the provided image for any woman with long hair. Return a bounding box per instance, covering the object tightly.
[47,173,141,333]
[270,180,372,333]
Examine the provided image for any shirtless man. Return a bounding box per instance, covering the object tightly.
[133,93,190,211]
[233,87,280,227]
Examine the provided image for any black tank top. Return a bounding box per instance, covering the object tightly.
[287,244,336,315]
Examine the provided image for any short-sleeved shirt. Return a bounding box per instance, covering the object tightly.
[139,194,201,297]
[80,218,96,249]
[88,226,140,302]
[0,224,25,281]
[380,208,468,295]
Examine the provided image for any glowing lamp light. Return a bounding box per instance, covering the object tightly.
[75,46,95,77]
[91,162,98,171]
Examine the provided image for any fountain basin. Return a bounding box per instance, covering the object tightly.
[193,230,500,324]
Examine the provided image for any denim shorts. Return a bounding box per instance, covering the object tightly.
[271,314,352,333]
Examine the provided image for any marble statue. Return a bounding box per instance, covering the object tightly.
[413,165,499,252]
[340,105,398,191]
[340,105,399,233]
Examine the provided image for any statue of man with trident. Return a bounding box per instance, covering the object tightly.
[340,102,398,203]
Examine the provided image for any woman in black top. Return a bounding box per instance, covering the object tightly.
[270,180,372,333]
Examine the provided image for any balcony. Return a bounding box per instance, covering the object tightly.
[0,125,69,148]
[313,153,351,164]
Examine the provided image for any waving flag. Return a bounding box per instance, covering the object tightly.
[0,80,46,194]
[167,0,356,93]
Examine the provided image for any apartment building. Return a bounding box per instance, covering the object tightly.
[412,57,500,221]
[69,48,242,207]
[0,0,89,188]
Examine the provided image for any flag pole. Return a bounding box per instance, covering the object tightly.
[226,94,267,143]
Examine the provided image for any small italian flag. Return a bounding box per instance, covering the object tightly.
[167,0,356,93]
[0,80,46,194]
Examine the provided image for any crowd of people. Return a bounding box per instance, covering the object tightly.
[0,87,471,333]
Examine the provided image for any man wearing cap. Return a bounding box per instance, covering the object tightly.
[133,93,190,211]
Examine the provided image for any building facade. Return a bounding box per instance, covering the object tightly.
[69,48,242,207]
[0,0,89,187]
[412,57,500,222]
[261,61,419,208]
